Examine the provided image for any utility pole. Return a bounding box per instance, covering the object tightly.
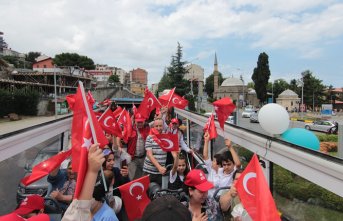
[54,65,58,118]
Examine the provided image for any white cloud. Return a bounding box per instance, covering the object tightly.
[1,0,343,85]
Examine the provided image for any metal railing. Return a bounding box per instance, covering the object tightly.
[175,108,343,198]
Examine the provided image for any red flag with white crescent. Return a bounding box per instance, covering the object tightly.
[138,87,162,119]
[203,113,217,140]
[66,84,108,199]
[98,108,122,138]
[149,129,179,152]
[118,109,133,143]
[118,175,151,221]
[236,154,281,221]
[21,149,72,186]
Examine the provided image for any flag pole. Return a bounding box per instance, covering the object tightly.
[166,87,176,107]
[79,81,108,192]
[98,106,111,121]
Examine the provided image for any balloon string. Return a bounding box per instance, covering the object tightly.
[264,139,272,158]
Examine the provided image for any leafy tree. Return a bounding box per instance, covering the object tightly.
[108,74,119,84]
[53,53,95,70]
[26,52,41,63]
[301,70,326,108]
[252,52,271,104]
[247,82,255,89]
[267,79,290,102]
[204,72,224,98]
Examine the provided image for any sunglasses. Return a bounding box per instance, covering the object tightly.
[102,148,112,156]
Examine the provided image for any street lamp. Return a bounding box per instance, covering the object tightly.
[54,65,58,118]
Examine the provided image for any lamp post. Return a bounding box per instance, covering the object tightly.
[54,65,58,118]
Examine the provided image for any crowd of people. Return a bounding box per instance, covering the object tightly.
[1,100,249,221]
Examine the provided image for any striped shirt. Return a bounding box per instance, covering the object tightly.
[143,135,167,174]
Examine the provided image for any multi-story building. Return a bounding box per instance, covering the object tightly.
[86,70,112,87]
[115,67,127,85]
[129,68,148,95]
[131,68,148,85]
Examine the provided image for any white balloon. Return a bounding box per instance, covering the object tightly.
[258,103,289,135]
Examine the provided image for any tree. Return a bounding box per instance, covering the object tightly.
[204,72,224,98]
[108,74,119,85]
[26,52,41,63]
[301,70,326,108]
[267,79,290,102]
[252,52,271,104]
[53,53,95,70]
[247,82,255,89]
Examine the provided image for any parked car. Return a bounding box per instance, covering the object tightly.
[226,116,235,124]
[242,108,255,118]
[16,141,62,203]
[250,111,259,123]
[304,120,337,134]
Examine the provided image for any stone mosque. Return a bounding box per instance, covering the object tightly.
[212,53,259,107]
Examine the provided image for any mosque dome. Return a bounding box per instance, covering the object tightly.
[278,89,299,97]
[221,76,244,87]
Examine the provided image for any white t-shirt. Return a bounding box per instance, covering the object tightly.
[231,203,252,221]
[205,159,224,197]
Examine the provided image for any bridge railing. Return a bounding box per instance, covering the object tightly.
[175,108,343,198]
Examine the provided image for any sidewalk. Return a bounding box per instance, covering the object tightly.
[0,114,71,135]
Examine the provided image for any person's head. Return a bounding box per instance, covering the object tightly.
[110,101,117,111]
[153,118,163,133]
[177,154,188,175]
[221,151,235,174]
[212,154,222,171]
[140,195,191,221]
[184,169,213,204]
[135,113,145,129]
[232,168,244,186]
[105,132,113,143]
[102,148,115,170]
[67,161,76,180]
[14,195,45,218]
[93,170,114,203]
[170,118,179,130]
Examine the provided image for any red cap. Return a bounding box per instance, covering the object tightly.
[135,113,145,122]
[27,214,50,221]
[0,213,24,221]
[185,169,214,192]
[0,213,49,221]
[14,195,44,215]
[171,118,179,124]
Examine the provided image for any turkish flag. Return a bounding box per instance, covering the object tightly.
[119,175,151,221]
[170,94,188,109]
[21,149,72,186]
[203,113,217,140]
[98,108,122,138]
[158,87,175,106]
[112,106,123,118]
[236,154,281,221]
[87,91,95,106]
[138,87,161,119]
[149,129,179,152]
[132,103,138,116]
[213,97,236,130]
[99,98,111,106]
[66,84,108,199]
[118,109,133,143]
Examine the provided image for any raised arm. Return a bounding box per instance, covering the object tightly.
[203,132,210,160]
[225,139,241,168]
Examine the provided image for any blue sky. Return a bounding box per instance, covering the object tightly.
[1,0,343,87]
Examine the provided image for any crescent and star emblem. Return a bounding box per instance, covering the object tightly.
[104,116,113,127]
[172,97,180,104]
[129,182,145,200]
[147,98,154,107]
[160,138,173,149]
[243,172,256,196]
